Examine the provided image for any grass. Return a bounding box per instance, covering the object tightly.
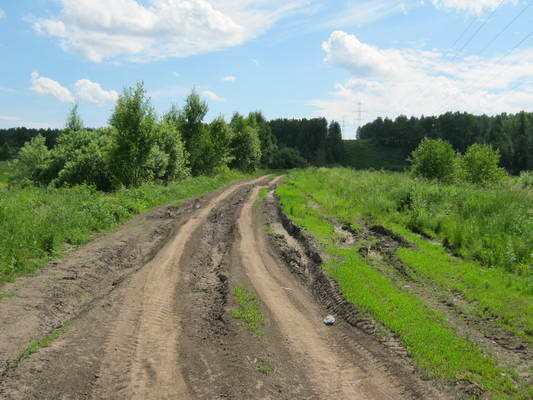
[0,170,259,285]
[19,321,72,360]
[0,161,11,188]
[257,363,273,375]
[276,170,533,399]
[231,286,265,337]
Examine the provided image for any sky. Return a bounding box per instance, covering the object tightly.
[1,0,533,138]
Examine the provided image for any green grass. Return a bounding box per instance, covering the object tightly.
[257,363,273,375]
[19,321,72,360]
[0,161,11,188]
[0,170,259,285]
[231,286,265,337]
[276,171,533,399]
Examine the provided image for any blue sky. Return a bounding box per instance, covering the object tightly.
[1,0,532,138]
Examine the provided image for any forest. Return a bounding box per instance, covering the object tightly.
[357,111,533,174]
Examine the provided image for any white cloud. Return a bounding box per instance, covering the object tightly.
[74,79,119,106]
[202,90,225,102]
[30,72,117,105]
[31,71,75,103]
[0,9,6,19]
[318,0,419,30]
[431,0,517,15]
[222,75,236,82]
[31,0,308,62]
[172,71,180,78]
[311,31,533,138]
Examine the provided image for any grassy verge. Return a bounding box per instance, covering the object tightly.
[0,171,260,285]
[276,171,532,399]
[231,286,264,337]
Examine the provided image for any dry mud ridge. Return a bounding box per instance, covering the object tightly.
[0,176,451,400]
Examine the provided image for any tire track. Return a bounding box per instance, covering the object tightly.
[237,186,408,400]
[91,176,266,400]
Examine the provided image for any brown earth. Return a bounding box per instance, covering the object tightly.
[0,176,453,399]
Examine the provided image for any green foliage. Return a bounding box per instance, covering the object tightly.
[0,142,16,161]
[231,286,264,336]
[276,173,531,398]
[271,147,308,169]
[49,128,114,191]
[148,121,190,183]
[108,82,157,187]
[0,161,11,188]
[409,138,458,182]
[10,135,51,186]
[343,139,407,171]
[65,104,84,132]
[0,170,255,284]
[249,111,278,168]
[518,170,533,189]
[230,114,262,173]
[180,88,208,151]
[461,143,506,186]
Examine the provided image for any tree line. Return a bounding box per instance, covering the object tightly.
[358,111,533,174]
[6,83,347,191]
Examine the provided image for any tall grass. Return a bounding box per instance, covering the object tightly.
[288,168,533,277]
[276,181,530,399]
[0,171,253,284]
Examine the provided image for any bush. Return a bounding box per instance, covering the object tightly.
[461,144,506,186]
[271,147,309,169]
[409,138,458,183]
[10,135,51,186]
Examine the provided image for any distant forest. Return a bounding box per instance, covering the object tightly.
[2,110,533,174]
[357,111,533,174]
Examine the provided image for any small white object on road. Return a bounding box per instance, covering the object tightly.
[323,315,336,326]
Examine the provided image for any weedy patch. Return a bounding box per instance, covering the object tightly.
[231,286,265,337]
[257,363,273,375]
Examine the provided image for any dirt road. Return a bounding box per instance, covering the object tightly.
[0,177,445,399]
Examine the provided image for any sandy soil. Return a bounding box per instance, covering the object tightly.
[0,176,452,399]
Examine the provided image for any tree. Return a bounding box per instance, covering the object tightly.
[230,114,262,172]
[462,143,506,186]
[271,147,309,169]
[409,138,458,182]
[10,135,51,186]
[249,111,277,168]
[65,104,84,131]
[108,82,157,187]
[326,121,344,164]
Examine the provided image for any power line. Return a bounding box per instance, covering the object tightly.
[456,0,507,54]
[478,0,533,55]
[451,18,477,48]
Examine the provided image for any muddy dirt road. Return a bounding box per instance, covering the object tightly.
[0,177,446,399]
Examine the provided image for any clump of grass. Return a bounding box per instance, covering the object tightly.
[257,363,273,375]
[0,170,256,285]
[19,321,72,360]
[276,176,532,399]
[231,286,264,337]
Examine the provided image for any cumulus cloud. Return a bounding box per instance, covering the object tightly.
[431,0,517,15]
[31,0,308,62]
[74,80,119,105]
[222,75,236,82]
[311,31,533,137]
[0,9,6,19]
[202,90,225,102]
[30,72,117,106]
[31,71,75,103]
[0,115,60,129]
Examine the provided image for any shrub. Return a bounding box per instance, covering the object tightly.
[462,143,506,186]
[409,138,458,183]
[271,147,309,169]
[10,135,51,186]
